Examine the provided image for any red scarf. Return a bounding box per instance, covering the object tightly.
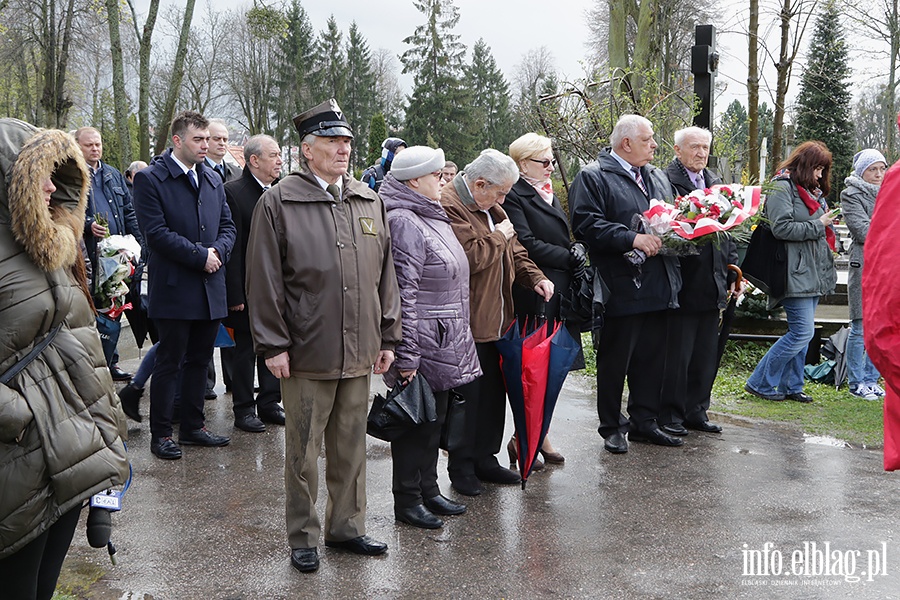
[796,184,836,252]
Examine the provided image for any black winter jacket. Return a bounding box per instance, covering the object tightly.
[569,150,681,317]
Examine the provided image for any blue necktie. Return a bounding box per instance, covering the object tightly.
[187,170,198,191]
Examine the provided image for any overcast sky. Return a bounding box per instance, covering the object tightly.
[138,0,889,115]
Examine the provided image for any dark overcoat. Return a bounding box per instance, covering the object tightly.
[503,177,573,319]
[132,149,235,321]
[224,167,272,331]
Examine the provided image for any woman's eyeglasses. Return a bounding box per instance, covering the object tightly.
[529,158,557,168]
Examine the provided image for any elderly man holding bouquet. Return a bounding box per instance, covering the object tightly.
[659,126,740,436]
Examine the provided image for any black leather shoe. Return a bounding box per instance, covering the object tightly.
[395,504,443,529]
[744,383,785,401]
[475,465,521,485]
[424,494,466,516]
[290,547,319,573]
[450,474,483,497]
[109,365,132,382]
[661,423,689,436]
[259,407,286,426]
[234,413,266,433]
[151,437,182,460]
[786,391,814,403]
[118,383,143,422]
[179,427,230,446]
[204,388,218,400]
[685,420,723,433]
[604,432,628,454]
[325,535,387,556]
[630,428,684,447]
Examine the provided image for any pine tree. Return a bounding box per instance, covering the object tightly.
[367,113,388,167]
[276,0,317,169]
[344,22,375,171]
[793,1,855,201]
[312,16,346,103]
[401,0,473,162]
[464,39,514,151]
[714,100,749,176]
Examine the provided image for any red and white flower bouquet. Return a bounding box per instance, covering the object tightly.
[643,184,762,254]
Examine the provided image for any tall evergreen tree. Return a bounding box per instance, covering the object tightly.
[313,16,346,103]
[401,0,473,162]
[464,39,514,151]
[277,0,317,160]
[793,0,855,201]
[367,113,388,167]
[344,22,374,171]
[714,100,749,178]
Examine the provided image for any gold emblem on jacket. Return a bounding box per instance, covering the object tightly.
[359,217,377,236]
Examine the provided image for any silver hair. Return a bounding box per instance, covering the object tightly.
[207,118,229,131]
[464,149,519,187]
[673,126,712,147]
[299,134,317,167]
[610,114,653,150]
[244,134,278,162]
[126,160,148,176]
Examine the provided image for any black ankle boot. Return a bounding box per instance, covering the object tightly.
[118,383,144,422]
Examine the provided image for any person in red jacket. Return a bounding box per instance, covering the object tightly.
[862,111,900,471]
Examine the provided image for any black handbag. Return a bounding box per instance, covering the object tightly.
[439,390,466,452]
[366,373,437,442]
[741,222,787,298]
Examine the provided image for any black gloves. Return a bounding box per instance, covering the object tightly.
[569,242,588,271]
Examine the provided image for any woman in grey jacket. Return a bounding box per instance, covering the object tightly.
[0,120,129,598]
[745,141,838,403]
[842,149,888,399]
[381,146,482,529]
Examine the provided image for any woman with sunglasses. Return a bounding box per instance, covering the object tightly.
[503,133,587,468]
[379,146,481,529]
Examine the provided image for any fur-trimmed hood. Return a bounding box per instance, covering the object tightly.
[0,119,89,272]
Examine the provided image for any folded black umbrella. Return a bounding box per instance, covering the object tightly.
[560,264,610,332]
[366,373,437,442]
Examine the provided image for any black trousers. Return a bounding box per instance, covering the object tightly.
[150,318,219,439]
[594,310,668,437]
[0,505,82,600]
[448,342,507,477]
[206,348,233,390]
[231,328,280,417]
[391,389,449,508]
[659,309,720,426]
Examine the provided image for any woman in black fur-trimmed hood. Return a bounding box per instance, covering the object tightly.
[0,119,129,599]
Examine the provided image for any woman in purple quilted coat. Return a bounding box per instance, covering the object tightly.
[380,146,482,530]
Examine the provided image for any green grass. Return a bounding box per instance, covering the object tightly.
[581,334,884,447]
[52,553,106,600]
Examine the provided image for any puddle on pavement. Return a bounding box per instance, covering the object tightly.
[803,433,851,448]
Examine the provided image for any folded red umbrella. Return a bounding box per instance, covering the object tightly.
[496,317,580,487]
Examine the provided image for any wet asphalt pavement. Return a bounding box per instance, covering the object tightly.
[60,341,900,600]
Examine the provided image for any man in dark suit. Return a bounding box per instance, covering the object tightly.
[132,110,236,460]
[224,134,285,433]
[203,118,240,399]
[660,126,738,436]
[569,114,682,454]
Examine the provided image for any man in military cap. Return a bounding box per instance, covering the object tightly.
[245,99,401,574]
